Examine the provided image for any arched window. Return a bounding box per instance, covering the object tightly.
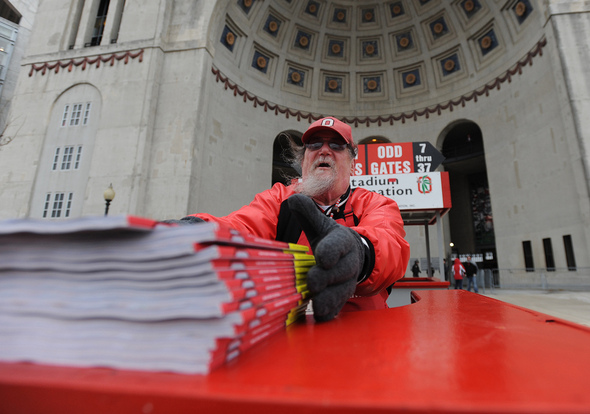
[441,120,496,267]
[30,83,102,219]
[441,122,483,161]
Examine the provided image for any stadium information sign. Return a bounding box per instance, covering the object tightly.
[350,142,450,211]
[350,172,451,210]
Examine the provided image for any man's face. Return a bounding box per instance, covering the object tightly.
[300,131,354,199]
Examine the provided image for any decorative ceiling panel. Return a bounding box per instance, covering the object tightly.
[218,0,541,115]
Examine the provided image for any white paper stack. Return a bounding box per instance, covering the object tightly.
[0,215,312,374]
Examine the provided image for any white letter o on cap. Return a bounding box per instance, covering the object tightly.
[321,119,334,127]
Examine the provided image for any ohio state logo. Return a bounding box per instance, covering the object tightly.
[321,118,335,127]
[417,175,432,194]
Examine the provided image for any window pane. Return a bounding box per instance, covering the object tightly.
[542,238,555,272]
[83,102,91,125]
[91,0,110,46]
[61,105,69,127]
[74,146,83,169]
[42,193,51,218]
[61,146,74,170]
[51,193,64,218]
[52,147,60,170]
[563,235,577,271]
[65,193,73,217]
[70,103,82,126]
[522,240,534,272]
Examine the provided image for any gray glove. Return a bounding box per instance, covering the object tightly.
[160,216,205,225]
[288,194,365,322]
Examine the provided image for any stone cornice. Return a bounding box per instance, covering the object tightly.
[27,49,144,77]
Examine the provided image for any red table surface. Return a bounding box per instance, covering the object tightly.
[392,276,450,289]
[1,289,589,414]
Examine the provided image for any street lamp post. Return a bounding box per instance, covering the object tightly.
[103,184,115,216]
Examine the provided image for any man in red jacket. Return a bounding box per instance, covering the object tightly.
[169,117,410,321]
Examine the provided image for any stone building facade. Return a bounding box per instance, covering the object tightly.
[0,0,588,287]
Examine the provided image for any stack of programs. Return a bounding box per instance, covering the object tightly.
[0,215,314,374]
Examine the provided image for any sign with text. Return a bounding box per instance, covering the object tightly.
[354,142,445,176]
[350,172,451,210]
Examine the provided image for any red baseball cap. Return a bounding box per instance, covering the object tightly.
[301,117,355,147]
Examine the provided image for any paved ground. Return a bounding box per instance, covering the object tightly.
[479,288,590,327]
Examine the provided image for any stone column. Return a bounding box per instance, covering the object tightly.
[549,1,590,217]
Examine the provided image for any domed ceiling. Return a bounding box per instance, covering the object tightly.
[212,0,544,122]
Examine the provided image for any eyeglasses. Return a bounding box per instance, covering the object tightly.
[305,139,349,152]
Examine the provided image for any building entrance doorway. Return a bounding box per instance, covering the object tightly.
[442,121,497,271]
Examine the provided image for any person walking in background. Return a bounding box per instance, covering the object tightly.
[452,258,465,290]
[411,260,421,278]
[463,255,479,293]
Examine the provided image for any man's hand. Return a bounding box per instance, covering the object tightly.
[288,194,365,322]
[160,216,205,225]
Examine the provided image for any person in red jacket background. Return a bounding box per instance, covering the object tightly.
[166,117,410,322]
[452,258,466,290]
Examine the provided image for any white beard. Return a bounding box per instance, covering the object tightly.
[294,156,338,199]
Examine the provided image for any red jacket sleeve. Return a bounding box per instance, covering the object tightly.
[349,189,410,296]
[189,183,293,240]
